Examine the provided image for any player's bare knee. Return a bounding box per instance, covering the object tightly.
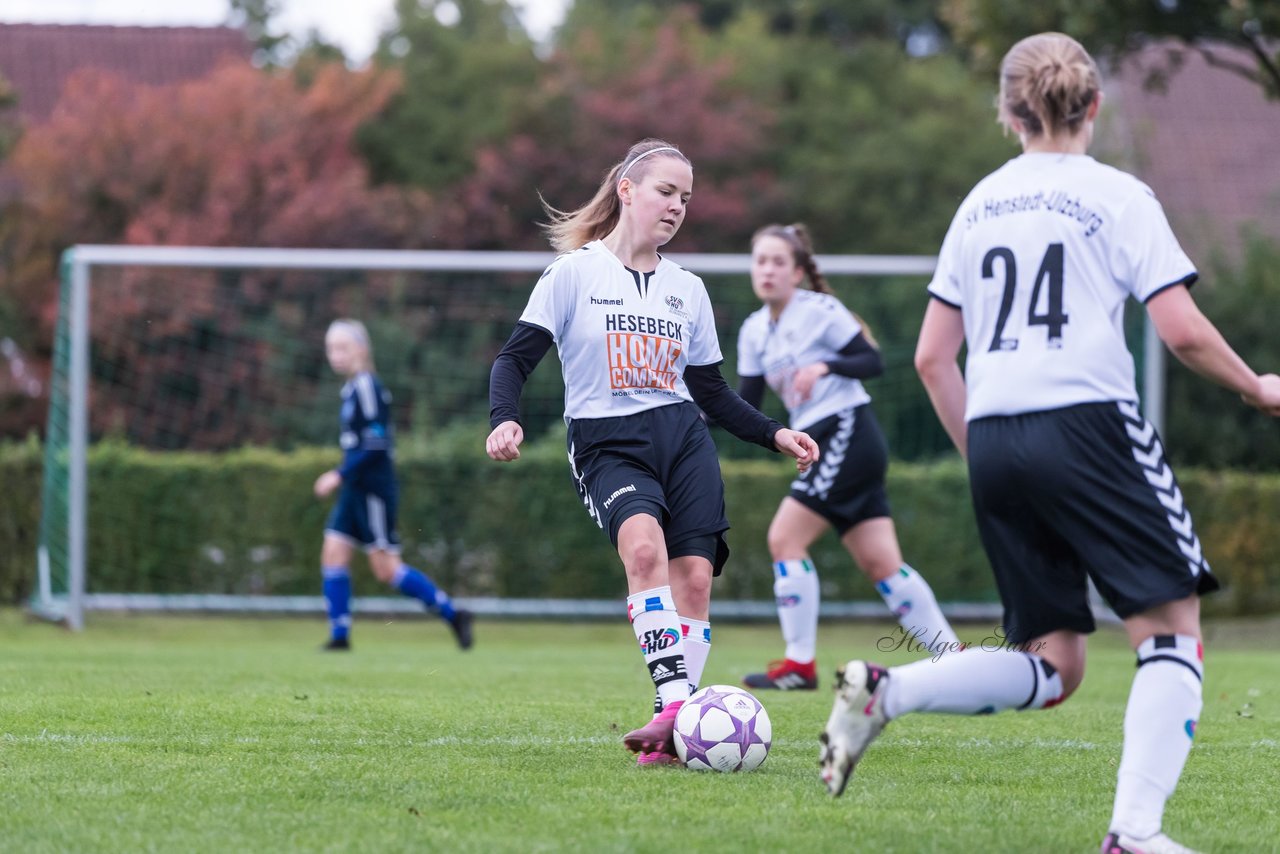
[766,528,803,562]
[321,538,352,568]
[366,551,399,584]
[675,568,712,605]
[857,555,900,584]
[623,540,665,587]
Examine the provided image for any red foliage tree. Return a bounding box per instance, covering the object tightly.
[0,62,429,442]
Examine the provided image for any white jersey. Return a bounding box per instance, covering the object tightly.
[928,153,1196,421]
[520,241,723,422]
[737,288,871,432]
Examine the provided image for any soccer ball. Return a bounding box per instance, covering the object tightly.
[673,685,772,772]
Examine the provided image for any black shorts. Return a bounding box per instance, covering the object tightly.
[567,402,731,574]
[789,404,891,535]
[968,401,1219,644]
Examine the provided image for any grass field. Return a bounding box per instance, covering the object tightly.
[2,609,1277,853]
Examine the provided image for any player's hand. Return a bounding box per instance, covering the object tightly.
[774,428,820,473]
[790,363,829,403]
[486,420,525,462]
[313,470,342,498]
[1243,373,1280,417]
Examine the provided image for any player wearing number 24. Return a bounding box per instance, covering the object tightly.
[820,31,1280,854]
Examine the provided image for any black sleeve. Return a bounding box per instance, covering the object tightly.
[685,362,784,451]
[489,322,554,428]
[736,374,766,412]
[824,332,884,380]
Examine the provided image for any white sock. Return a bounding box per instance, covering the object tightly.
[882,649,1063,719]
[876,565,959,655]
[627,586,689,709]
[1110,635,1204,840]
[682,618,712,691]
[655,617,712,715]
[774,559,820,663]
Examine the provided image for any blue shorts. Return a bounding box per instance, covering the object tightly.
[567,402,731,575]
[325,486,401,553]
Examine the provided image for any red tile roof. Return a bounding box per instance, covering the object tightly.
[1100,40,1280,260]
[0,23,251,124]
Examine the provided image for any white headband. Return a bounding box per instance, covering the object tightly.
[617,147,682,186]
[328,320,368,347]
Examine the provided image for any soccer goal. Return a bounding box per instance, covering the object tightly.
[34,245,1160,630]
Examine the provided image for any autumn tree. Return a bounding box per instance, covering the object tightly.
[0,62,428,442]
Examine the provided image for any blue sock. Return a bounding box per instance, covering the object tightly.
[322,566,352,641]
[392,564,456,621]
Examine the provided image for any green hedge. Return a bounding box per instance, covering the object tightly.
[3,436,1279,615]
[0,438,42,604]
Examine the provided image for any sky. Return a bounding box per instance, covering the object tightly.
[0,0,570,63]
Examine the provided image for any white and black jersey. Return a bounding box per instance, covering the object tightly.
[928,153,1196,421]
[737,290,871,432]
[491,241,786,572]
[936,153,1217,638]
[519,241,723,422]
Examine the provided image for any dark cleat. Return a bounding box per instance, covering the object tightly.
[448,609,474,650]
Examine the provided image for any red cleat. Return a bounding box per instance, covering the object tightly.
[743,658,818,690]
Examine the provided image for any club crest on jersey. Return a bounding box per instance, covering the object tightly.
[664,294,690,320]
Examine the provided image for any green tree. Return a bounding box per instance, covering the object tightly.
[398,6,781,251]
[227,0,293,67]
[358,0,543,191]
[1165,234,1280,470]
[560,0,946,46]
[715,10,1011,254]
[943,0,1280,98]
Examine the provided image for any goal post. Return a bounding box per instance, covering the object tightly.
[34,245,1153,630]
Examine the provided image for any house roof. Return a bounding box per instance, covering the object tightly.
[1100,40,1280,261]
[0,23,251,124]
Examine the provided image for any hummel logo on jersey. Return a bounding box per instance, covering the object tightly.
[590,297,624,306]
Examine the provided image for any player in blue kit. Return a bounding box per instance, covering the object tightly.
[818,34,1280,853]
[487,139,820,765]
[315,319,473,652]
[737,223,959,692]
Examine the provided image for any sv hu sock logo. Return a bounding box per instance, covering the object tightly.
[640,627,681,654]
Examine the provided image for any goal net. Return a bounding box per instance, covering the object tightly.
[33,246,1012,629]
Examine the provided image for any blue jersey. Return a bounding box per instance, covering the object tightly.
[337,371,395,496]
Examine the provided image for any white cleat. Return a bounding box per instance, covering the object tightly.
[819,660,890,797]
[1100,831,1202,854]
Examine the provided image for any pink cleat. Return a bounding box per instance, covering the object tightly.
[623,700,683,757]
[636,750,681,767]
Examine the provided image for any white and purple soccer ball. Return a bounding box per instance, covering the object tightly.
[673,685,772,772]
